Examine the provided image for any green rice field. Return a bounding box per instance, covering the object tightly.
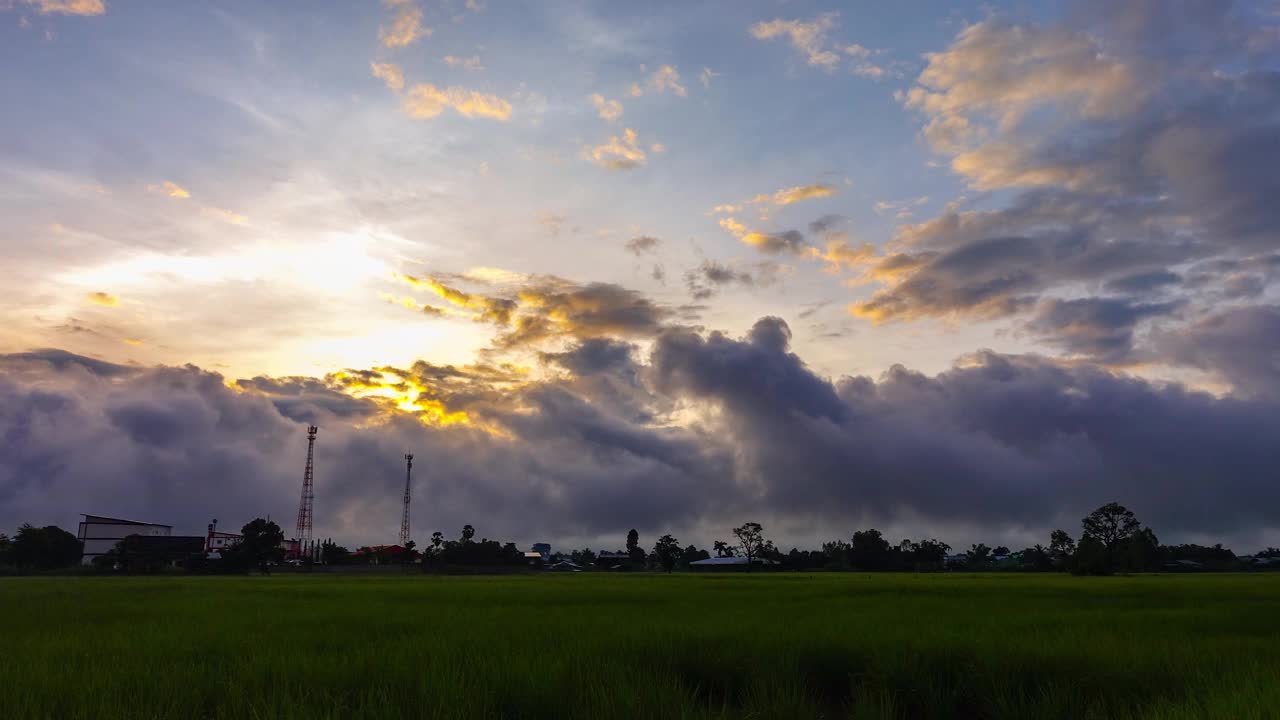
[3,573,1279,719]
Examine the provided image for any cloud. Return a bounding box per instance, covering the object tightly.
[370,62,405,92]
[402,83,512,120]
[589,93,623,121]
[624,235,660,256]
[86,291,118,307]
[861,1,1280,376]
[586,128,646,170]
[750,13,841,70]
[1024,297,1181,362]
[1154,305,1280,400]
[683,260,755,300]
[380,1,430,48]
[201,207,249,225]
[393,273,675,350]
[443,55,483,72]
[22,0,105,16]
[699,67,718,88]
[719,217,806,255]
[147,181,190,199]
[7,319,1280,548]
[646,65,686,96]
[754,184,835,206]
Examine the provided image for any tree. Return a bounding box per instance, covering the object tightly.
[965,543,992,569]
[625,529,645,565]
[1081,502,1143,571]
[320,539,350,565]
[1019,545,1054,571]
[1049,529,1076,569]
[222,518,284,573]
[682,544,710,566]
[0,532,12,566]
[461,524,476,543]
[713,540,735,558]
[653,534,682,573]
[992,546,1010,557]
[1125,527,1160,573]
[911,539,951,570]
[11,524,81,570]
[821,540,851,569]
[850,529,891,570]
[1072,536,1111,575]
[732,522,767,570]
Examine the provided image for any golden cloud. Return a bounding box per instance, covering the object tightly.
[86,291,118,307]
[750,13,841,70]
[201,207,249,225]
[402,83,512,120]
[380,2,429,48]
[25,0,105,16]
[587,128,646,170]
[589,93,623,121]
[757,184,836,206]
[148,181,190,199]
[370,62,405,92]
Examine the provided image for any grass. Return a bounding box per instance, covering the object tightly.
[2,572,1279,719]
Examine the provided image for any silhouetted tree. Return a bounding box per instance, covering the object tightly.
[992,546,1010,557]
[822,540,851,569]
[850,529,891,570]
[1049,529,1076,569]
[222,518,284,573]
[966,543,992,569]
[733,522,767,570]
[1125,527,1160,572]
[713,540,735,557]
[1082,503,1140,552]
[320,539,350,565]
[626,529,644,565]
[0,532,11,566]
[1072,536,1111,575]
[682,545,710,567]
[11,524,81,570]
[653,534,681,573]
[460,525,475,543]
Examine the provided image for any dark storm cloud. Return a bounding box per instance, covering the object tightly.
[860,0,1280,378]
[1025,297,1181,361]
[1154,305,1280,400]
[4,314,1280,548]
[649,317,1280,539]
[540,338,636,376]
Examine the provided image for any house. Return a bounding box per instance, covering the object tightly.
[594,551,631,569]
[530,543,551,562]
[689,556,779,571]
[205,519,241,559]
[77,514,174,565]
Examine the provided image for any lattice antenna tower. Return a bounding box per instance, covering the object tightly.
[400,454,414,547]
[294,425,318,554]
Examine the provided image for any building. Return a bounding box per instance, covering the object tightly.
[77,514,173,565]
[689,556,779,571]
[205,519,241,559]
[530,543,551,562]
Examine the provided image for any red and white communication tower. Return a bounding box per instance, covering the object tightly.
[399,453,413,547]
[294,425,318,556]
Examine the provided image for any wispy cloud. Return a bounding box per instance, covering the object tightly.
[750,13,841,70]
[380,0,429,48]
[402,83,512,120]
[443,55,483,72]
[22,0,105,16]
[370,62,405,92]
[147,181,190,199]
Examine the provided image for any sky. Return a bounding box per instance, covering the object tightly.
[2,0,1280,553]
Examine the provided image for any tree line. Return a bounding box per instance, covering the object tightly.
[4,502,1279,575]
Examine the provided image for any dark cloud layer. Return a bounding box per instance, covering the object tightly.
[4,317,1280,549]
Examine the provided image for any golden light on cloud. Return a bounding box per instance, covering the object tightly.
[148,181,190,199]
[201,207,249,225]
[647,65,687,96]
[27,0,105,16]
[370,62,405,92]
[86,291,118,307]
[402,83,513,120]
[587,128,646,170]
[589,93,623,121]
[757,184,836,205]
[379,1,429,48]
[330,370,470,427]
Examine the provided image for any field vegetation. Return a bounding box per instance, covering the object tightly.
[3,573,1279,719]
